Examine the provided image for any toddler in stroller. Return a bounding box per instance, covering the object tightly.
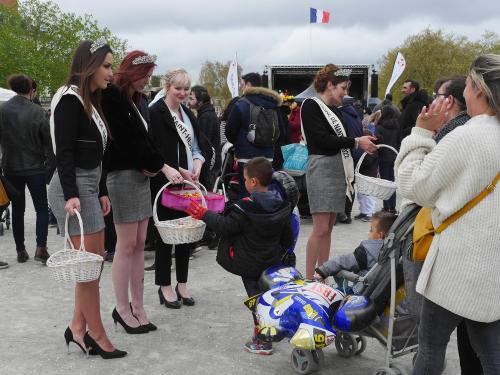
[313,210,397,294]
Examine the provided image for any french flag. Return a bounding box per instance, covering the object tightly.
[310,8,330,24]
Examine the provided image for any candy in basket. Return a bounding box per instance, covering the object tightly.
[161,182,225,213]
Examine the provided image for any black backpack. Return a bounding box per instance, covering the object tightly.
[241,97,280,148]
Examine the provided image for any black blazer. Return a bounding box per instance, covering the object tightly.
[53,94,107,200]
[101,85,164,173]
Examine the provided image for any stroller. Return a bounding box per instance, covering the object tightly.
[212,142,239,204]
[0,204,10,236]
[333,203,422,375]
[0,174,12,236]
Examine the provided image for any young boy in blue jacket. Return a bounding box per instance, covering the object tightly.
[187,157,293,355]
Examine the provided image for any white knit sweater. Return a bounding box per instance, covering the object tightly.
[395,114,500,323]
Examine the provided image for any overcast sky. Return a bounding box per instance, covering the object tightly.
[49,0,500,83]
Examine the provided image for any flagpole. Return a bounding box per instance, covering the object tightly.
[309,20,312,65]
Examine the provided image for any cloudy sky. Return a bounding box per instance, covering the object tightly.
[50,0,500,83]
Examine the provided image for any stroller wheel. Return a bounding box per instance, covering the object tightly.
[355,336,367,355]
[335,332,358,358]
[290,348,323,374]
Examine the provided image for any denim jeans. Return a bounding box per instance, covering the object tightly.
[414,298,500,375]
[6,173,49,249]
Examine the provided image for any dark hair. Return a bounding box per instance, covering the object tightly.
[7,74,32,95]
[244,157,273,186]
[372,211,398,233]
[114,50,156,106]
[404,79,419,92]
[433,75,466,111]
[191,85,211,105]
[31,80,37,92]
[314,64,350,93]
[67,40,113,122]
[385,93,392,101]
[242,72,262,87]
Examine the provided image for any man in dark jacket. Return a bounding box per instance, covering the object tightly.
[226,73,286,197]
[187,157,293,355]
[188,85,221,188]
[399,79,429,139]
[0,74,54,263]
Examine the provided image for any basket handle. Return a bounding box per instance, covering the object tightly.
[153,180,207,226]
[64,210,85,252]
[355,144,399,175]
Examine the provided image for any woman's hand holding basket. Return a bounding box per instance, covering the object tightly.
[356,135,378,154]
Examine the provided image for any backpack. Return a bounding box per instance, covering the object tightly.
[241,98,280,148]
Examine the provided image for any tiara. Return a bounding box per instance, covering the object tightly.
[334,68,352,77]
[132,54,157,65]
[90,38,107,54]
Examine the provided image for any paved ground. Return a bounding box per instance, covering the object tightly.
[0,196,459,375]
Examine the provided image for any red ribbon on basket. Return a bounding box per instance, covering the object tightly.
[187,201,208,220]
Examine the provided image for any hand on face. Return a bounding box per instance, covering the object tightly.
[416,97,449,132]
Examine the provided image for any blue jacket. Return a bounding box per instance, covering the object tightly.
[225,86,285,161]
[339,104,364,163]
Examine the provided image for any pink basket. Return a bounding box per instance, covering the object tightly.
[161,183,225,213]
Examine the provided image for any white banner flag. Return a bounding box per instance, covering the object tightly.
[385,52,406,95]
[226,56,239,98]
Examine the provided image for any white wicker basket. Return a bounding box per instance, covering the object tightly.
[153,181,206,245]
[46,211,104,283]
[355,144,398,200]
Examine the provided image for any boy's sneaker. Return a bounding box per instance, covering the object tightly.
[0,261,9,269]
[361,215,372,222]
[243,338,273,355]
[354,213,367,220]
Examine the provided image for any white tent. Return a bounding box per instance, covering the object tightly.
[0,87,16,103]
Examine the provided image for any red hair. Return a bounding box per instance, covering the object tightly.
[113,50,156,105]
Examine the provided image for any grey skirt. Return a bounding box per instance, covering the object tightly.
[306,153,347,214]
[107,169,151,224]
[48,167,105,236]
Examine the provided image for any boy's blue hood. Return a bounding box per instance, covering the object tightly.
[250,190,284,212]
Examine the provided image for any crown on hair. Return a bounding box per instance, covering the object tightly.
[90,38,107,54]
[334,68,352,77]
[132,54,157,65]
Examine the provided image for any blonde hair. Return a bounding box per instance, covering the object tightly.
[164,68,191,90]
[469,54,500,120]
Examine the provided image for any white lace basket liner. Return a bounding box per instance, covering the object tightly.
[46,211,104,283]
[153,180,207,244]
[355,144,398,200]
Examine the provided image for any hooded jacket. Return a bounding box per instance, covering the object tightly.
[339,104,364,163]
[202,190,293,279]
[399,90,429,139]
[375,117,401,163]
[225,86,286,161]
[196,102,221,171]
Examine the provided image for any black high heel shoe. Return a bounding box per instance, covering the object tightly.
[83,332,127,359]
[129,302,157,331]
[158,287,181,309]
[112,308,148,334]
[175,284,195,306]
[64,327,96,355]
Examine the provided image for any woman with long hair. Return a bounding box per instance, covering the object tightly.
[101,51,181,333]
[300,64,377,279]
[149,68,211,309]
[48,40,126,358]
[396,54,500,374]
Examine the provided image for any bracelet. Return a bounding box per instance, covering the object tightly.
[354,138,359,149]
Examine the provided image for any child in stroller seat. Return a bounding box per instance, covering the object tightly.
[314,210,397,293]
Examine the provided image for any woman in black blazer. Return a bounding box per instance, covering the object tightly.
[149,68,212,309]
[101,51,181,334]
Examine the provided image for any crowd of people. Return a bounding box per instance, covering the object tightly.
[0,38,499,374]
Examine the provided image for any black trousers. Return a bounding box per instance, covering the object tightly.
[242,277,262,326]
[379,161,396,210]
[457,321,484,375]
[154,238,192,286]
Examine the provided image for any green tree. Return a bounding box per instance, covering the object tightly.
[150,74,162,88]
[198,60,243,109]
[377,29,500,103]
[0,0,127,94]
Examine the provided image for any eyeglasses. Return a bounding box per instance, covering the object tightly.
[433,93,448,99]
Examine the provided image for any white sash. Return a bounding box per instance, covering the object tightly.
[303,97,355,200]
[132,102,148,131]
[50,85,108,154]
[168,106,193,155]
